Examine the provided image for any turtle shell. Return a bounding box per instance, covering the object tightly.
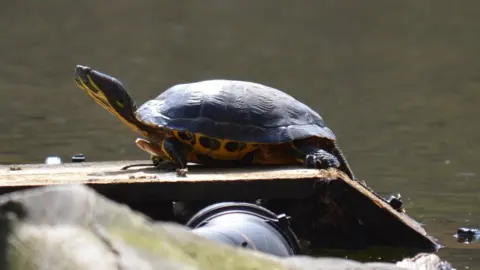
[135,80,336,143]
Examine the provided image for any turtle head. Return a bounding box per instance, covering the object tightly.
[74,65,144,134]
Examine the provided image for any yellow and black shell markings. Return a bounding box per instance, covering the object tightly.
[172,130,258,160]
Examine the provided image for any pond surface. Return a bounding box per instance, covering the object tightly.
[1,1,479,268]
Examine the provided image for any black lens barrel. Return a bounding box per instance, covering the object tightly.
[186,202,300,257]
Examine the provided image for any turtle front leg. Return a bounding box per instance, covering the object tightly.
[290,140,340,170]
[135,138,189,175]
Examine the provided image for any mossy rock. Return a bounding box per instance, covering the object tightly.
[0,185,449,270]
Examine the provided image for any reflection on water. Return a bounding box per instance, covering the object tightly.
[0,1,479,267]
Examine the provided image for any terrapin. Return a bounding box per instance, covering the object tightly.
[74,65,355,180]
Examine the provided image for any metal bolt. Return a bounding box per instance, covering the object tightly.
[277,213,292,227]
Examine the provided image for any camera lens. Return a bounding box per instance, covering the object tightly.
[186,202,300,257]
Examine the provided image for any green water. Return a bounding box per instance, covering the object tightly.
[1,1,479,268]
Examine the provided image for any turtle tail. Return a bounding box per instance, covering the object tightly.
[331,142,355,181]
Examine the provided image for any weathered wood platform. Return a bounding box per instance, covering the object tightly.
[0,160,441,257]
[1,161,331,200]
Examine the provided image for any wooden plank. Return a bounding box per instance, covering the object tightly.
[0,161,321,200]
[0,160,441,253]
[0,160,325,184]
[316,173,440,252]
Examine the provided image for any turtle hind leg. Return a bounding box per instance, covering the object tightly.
[290,140,340,169]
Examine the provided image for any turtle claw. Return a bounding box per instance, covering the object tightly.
[121,163,155,170]
[154,160,179,171]
[175,168,188,177]
[304,150,340,169]
[151,156,188,176]
[155,161,188,177]
[121,157,179,171]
